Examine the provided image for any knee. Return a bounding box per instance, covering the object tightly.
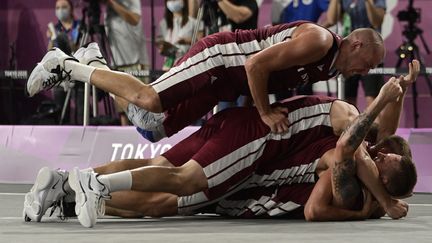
[131,86,162,112]
[173,166,207,196]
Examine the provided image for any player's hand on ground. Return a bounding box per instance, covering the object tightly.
[379,77,403,103]
[384,198,409,219]
[400,59,420,90]
[261,107,290,134]
[360,189,380,219]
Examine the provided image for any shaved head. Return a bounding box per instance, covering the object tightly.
[348,28,384,46]
[348,28,385,56]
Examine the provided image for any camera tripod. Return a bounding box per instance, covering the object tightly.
[395,0,431,128]
[59,1,116,125]
[192,0,220,45]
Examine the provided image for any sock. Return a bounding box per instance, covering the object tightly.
[89,61,110,71]
[64,60,96,83]
[98,171,132,193]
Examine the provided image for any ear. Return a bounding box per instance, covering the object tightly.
[351,40,363,50]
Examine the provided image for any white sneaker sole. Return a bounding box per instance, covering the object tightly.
[23,167,56,222]
[69,167,97,228]
[26,63,46,97]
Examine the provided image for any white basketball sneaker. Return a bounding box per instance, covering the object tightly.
[68,167,110,228]
[73,42,109,70]
[26,48,78,97]
[23,167,71,222]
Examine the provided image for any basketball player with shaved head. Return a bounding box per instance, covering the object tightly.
[23,61,419,227]
[26,21,385,142]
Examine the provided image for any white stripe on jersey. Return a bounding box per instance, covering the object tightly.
[178,176,253,215]
[269,102,332,140]
[245,159,319,189]
[151,27,297,93]
[204,102,332,190]
[215,195,301,217]
[179,101,332,213]
[268,201,301,217]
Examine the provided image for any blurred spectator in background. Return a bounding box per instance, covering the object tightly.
[272,0,330,26]
[103,0,149,125]
[271,0,330,101]
[47,0,82,124]
[188,0,199,17]
[217,0,259,31]
[216,0,259,111]
[158,0,203,71]
[327,0,386,107]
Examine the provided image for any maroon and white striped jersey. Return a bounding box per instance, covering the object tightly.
[155,21,342,137]
[211,183,314,218]
[164,95,341,215]
[152,21,342,109]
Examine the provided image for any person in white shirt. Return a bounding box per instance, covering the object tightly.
[158,0,203,70]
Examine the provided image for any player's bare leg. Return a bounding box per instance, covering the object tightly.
[90,69,162,112]
[107,191,178,218]
[26,45,162,113]
[69,160,207,227]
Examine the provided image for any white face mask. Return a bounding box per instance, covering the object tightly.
[167,0,184,13]
[56,7,71,22]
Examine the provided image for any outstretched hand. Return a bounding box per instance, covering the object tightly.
[378,77,403,104]
[260,107,290,134]
[400,59,420,90]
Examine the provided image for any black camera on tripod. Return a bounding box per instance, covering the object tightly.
[397,6,421,23]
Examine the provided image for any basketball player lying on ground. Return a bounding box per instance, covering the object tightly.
[23,69,418,227]
[26,21,386,142]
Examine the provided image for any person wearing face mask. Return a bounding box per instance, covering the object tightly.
[47,0,80,53]
[46,0,82,125]
[158,0,203,71]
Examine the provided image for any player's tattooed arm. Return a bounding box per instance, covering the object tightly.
[331,82,397,207]
[332,157,361,207]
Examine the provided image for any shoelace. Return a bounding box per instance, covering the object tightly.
[42,64,72,90]
[49,199,66,220]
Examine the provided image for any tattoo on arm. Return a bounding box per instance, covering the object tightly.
[333,158,360,205]
[343,112,375,151]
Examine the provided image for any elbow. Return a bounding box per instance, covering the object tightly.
[371,22,380,30]
[244,58,258,76]
[326,13,337,26]
[304,204,321,222]
[230,14,248,24]
[326,17,337,27]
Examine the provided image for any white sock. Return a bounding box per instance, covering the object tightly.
[89,61,110,71]
[98,171,132,193]
[64,60,96,83]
